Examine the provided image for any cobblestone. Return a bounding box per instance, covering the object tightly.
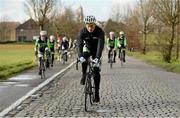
[6,55,180,117]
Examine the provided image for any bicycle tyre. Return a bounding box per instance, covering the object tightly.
[120,52,123,66]
[84,74,92,111]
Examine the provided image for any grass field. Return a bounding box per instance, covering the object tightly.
[0,43,37,80]
[128,51,180,74]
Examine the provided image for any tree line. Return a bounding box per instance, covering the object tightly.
[105,0,180,63]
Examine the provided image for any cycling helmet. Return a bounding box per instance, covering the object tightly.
[62,36,67,42]
[109,31,115,39]
[84,15,96,24]
[109,31,115,35]
[40,31,47,36]
[45,47,49,51]
[50,35,55,40]
[119,31,124,35]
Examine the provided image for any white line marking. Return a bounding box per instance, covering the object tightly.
[0,60,76,117]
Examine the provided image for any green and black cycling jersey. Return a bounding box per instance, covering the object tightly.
[47,40,56,53]
[117,36,127,48]
[106,37,119,49]
[35,37,48,53]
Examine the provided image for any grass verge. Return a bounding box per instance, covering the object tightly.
[127,51,180,74]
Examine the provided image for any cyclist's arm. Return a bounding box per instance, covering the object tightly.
[34,39,39,51]
[96,31,105,59]
[106,38,110,48]
[124,38,127,47]
[47,40,51,50]
[116,37,121,48]
[77,30,84,57]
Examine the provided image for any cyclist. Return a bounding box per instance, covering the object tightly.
[117,31,127,62]
[48,35,56,67]
[78,15,105,102]
[60,36,69,61]
[35,30,48,75]
[56,36,62,61]
[106,31,118,63]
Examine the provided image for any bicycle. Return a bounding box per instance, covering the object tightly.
[109,49,114,69]
[119,47,125,66]
[84,57,96,112]
[61,50,68,65]
[39,52,46,79]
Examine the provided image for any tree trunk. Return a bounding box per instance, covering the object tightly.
[176,25,179,60]
[167,25,175,63]
[143,33,147,54]
[40,25,44,31]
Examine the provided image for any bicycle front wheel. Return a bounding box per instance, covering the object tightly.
[84,74,92,111]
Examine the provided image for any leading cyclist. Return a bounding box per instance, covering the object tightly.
[78,15,105,102]
[35,31,48,75]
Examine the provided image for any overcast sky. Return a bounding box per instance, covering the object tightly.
[0,0,137,23]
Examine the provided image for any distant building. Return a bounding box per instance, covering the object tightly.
[0,22,20,42]
[16,19,39,42]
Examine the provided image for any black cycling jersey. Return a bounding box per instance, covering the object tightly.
[78,26,105,59]
[60,41,69,50]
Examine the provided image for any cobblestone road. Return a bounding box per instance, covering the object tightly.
[7,54,180,117]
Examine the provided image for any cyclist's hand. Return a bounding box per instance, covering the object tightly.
[92,58,100,67]
[79,57,86,63]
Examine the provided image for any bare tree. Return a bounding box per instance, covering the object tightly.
[110,4,122,22]
[53,6,82,39]
[24,0,57,31]
[134,0,156,54]
[153,0,180,62]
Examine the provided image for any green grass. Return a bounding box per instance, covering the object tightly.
[127,51,180,73]
[0,44,37,80]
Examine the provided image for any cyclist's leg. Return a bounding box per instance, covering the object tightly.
[80,52,90,85]
[93,67,100,102]
[123,48,126,62]
[92,55,100,102]
[38,57,42,75]
[51,53,54,66]
[65,51,68,61]
[118,48,121,58]
[108,48,112,63]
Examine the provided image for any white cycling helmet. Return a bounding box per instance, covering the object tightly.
[84,15,96,24]
[62,36,67,42]
[50,35,55,40]
[109,31,115,35]
[40,31,47,36]
[119,31,124,35]
[45,47,49,51]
